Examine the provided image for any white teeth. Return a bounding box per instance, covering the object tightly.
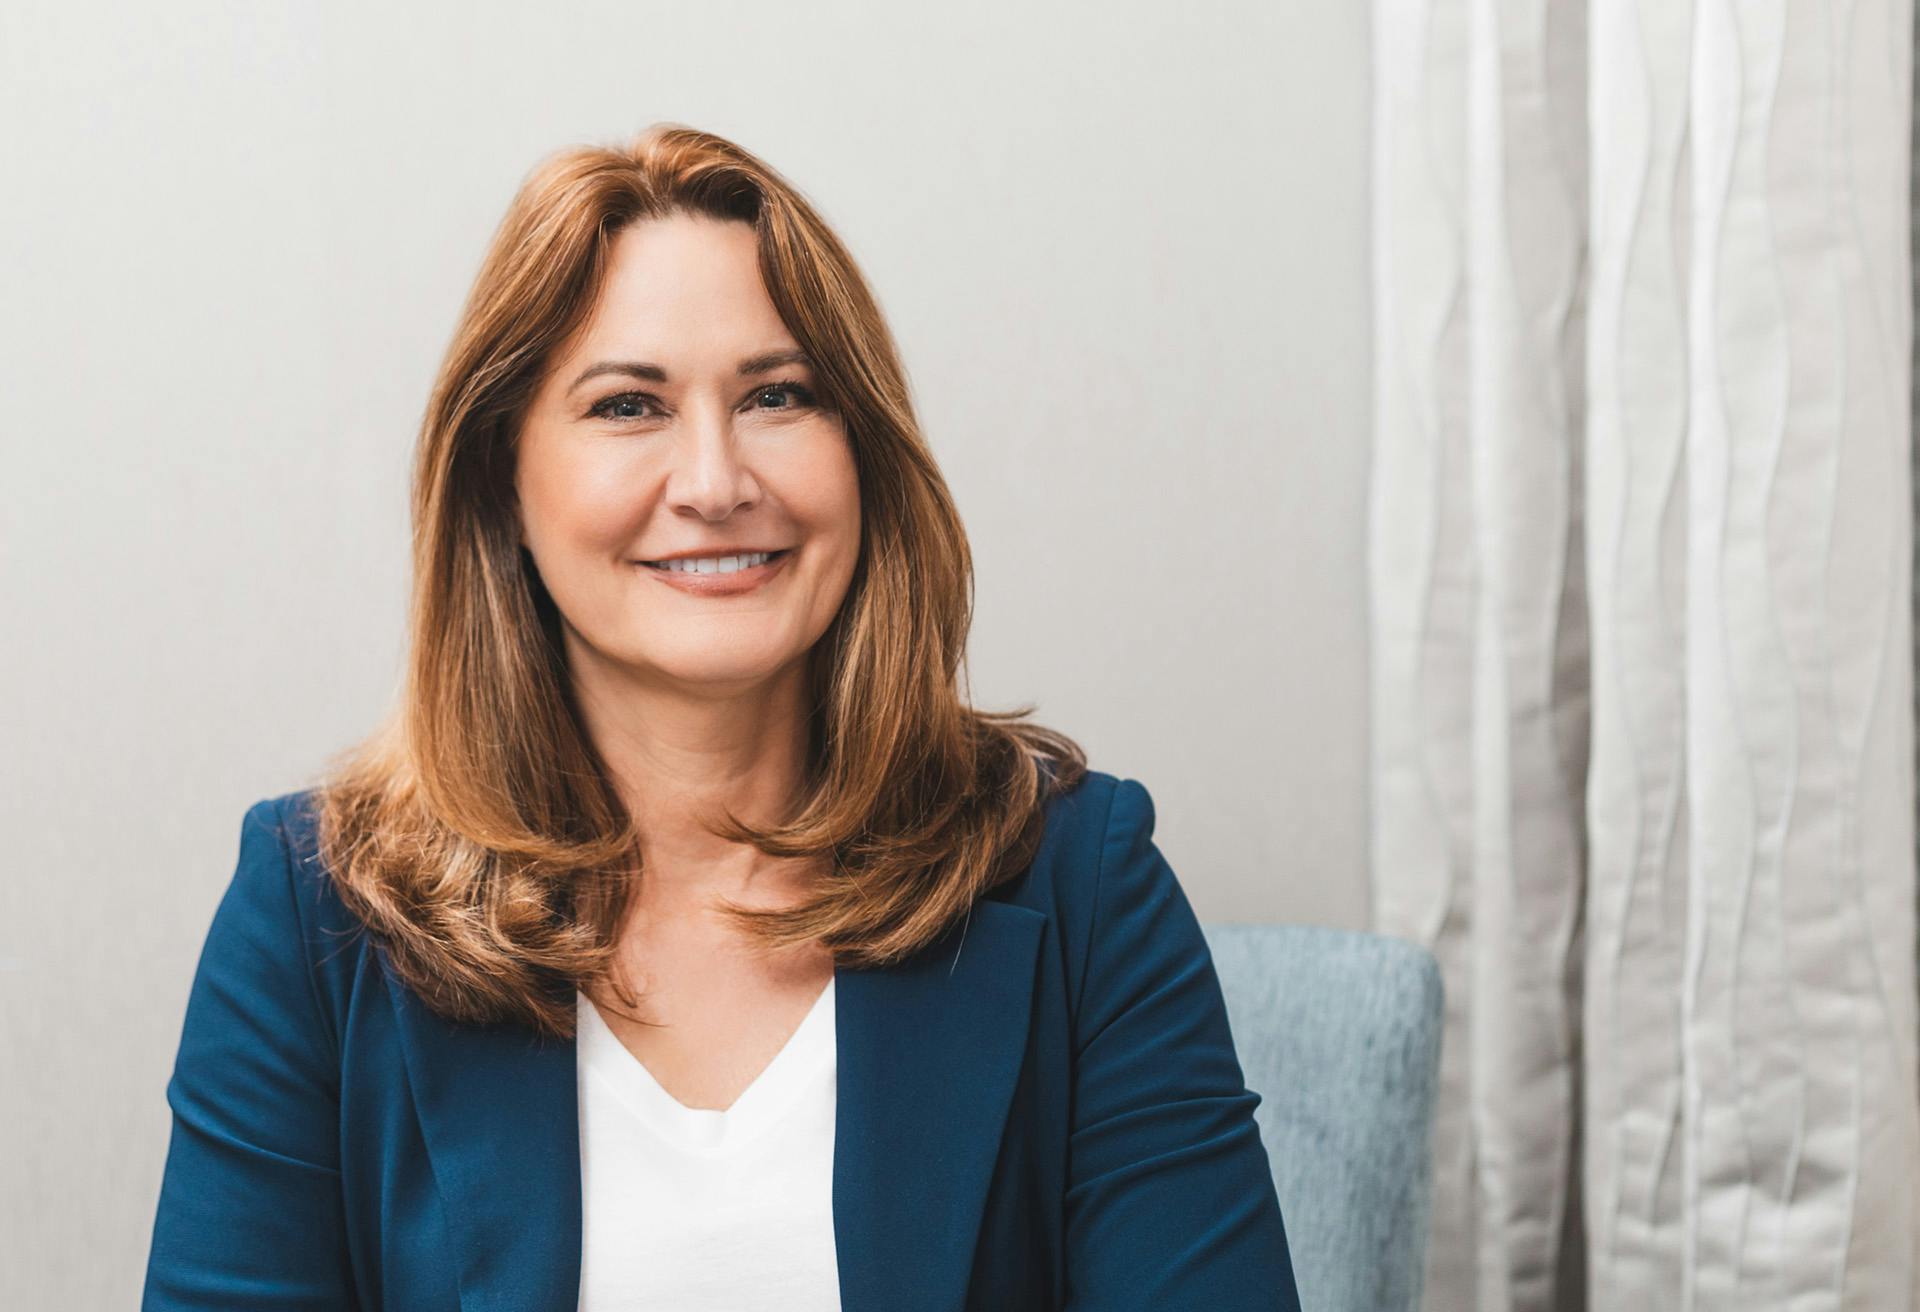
[651,551,773,574]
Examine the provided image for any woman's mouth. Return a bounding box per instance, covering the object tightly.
[635,548,793,595]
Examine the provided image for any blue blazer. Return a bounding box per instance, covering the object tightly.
[144,768,1301,1310]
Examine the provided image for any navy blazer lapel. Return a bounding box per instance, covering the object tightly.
[833,897,1047,1312]
[387,895,1045,1312]
[386,967,583,1312]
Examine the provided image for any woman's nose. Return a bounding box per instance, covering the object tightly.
[666,403,759,519]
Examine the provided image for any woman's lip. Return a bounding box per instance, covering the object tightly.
[633,549,792,595]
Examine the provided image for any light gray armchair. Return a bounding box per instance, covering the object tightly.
[1202,923,1446,1312]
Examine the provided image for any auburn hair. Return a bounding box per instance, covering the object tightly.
[307,123,1087,1041]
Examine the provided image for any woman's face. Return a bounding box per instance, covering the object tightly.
[514,212,861,699]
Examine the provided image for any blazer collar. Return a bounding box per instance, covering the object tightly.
[387,896,1047,1312]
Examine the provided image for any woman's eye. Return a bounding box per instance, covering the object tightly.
[751,381,817,411]
[588,392,655,422]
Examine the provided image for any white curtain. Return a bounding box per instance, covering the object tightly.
[1369,2,1920,1308]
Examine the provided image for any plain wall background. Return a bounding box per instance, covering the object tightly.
[0,0,1372,1303]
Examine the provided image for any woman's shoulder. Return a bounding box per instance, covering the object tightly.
[212,789,339,929]
[989,765,1214,1041]
[226,787,376,1007]
[1022,762,1133,881]
[251,786,338,904]
[169,790,364,1090]
[987,765,1176,934]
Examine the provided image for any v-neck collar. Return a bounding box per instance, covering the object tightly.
[576,977,836,1154]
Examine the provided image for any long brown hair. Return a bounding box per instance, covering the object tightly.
[309,123,1087,1041]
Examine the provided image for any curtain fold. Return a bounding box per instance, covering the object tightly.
[1369,2,1920,1307]
[1461,0,1592,1307]
[1584,0,1693,1303]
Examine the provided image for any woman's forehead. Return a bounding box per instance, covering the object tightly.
[563,220,791,372]
[597,215,766,311]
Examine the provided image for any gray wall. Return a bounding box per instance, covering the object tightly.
[0,0,1372,1303]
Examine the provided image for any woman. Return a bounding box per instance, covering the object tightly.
[143,124,1301,1311]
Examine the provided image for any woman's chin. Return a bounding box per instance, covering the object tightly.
[636,652,799,692]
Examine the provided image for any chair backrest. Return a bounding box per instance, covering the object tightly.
[1201,922,1445,1312]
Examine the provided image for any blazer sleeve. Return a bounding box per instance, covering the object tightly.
[143,798,358,1310]
[1063,777,1302,1310]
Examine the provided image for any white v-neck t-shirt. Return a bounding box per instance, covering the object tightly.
[574,978,841,1310]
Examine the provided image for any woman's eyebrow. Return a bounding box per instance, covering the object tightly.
[568,348,812,393]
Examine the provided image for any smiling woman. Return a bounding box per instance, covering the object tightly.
[518,217,864,706]
[142,123,1301,1311]
[513,213,863,706]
